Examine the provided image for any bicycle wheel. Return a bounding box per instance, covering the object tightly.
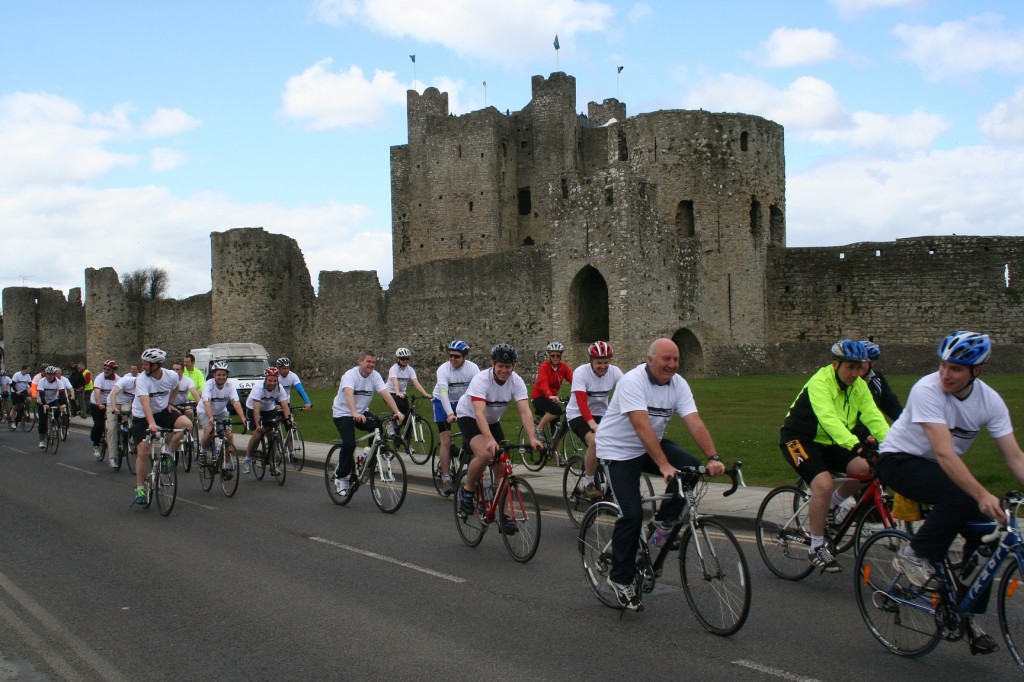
[579,501,624,608]
[199,451,215,491]
[324,445,354,506]
[113,432,125,471]
[285,427,305,472]
[59,411,69,441]
[755,485,815,581]
[852,502,890,557]
[431,447,449,496]
[370,447,407,513]
[560,427,585,463]
[220,443,239,497]
[21,406,34,432]
[516,426,546,472]
[49,422,60,454]
[562,455,596,528]
[155,454,177,516]
[126,440,137,474]
[271,438,286,486]
[96,437,107,462]
[679,518,751,636]
[999,559,1024,671]
[404,414,434,465]
[253,442,267,481]
[453,471,486,547]
[181,436,193,473]
[499,476,541,563]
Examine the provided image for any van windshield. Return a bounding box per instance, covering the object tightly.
[220,359,269,379]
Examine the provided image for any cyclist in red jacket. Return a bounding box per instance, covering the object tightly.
[531,341,573,449]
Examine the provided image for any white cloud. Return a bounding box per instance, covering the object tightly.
[758,27,840,68]
[627,3,651,25]
[809,109,949,150]
[309,0,615,63]
[279,60,407,130]
[788,146,1024,246]
[829,0,924,20]
[140,107,202,137]
[979,88,1024,144]
[893,13,1024,81]
[149,147,186,172]
[684,74,847,132]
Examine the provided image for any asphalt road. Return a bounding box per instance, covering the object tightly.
[1,427,1020,681]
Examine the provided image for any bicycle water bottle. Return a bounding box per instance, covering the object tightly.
[960,544,993,584]
[358,446,369,468]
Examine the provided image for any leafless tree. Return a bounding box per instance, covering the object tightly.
[122,267,169,302]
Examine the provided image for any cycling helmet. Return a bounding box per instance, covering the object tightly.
[211,361,229,373]
[103,360,118,370]
[830,339,868,363]
[265,367,280,378]
[490,343,518,363]
[938,331,991,366]
[141,348,167,364]
[545,341,564,353]
[395,347,412,359]
[588,340,613,358]
[860,341,880,361]
[44,365,57,374]
[275,357,291,368]
[447,339,470,354]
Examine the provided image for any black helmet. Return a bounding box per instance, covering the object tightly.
[490,343,518,363]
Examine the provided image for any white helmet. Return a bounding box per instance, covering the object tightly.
[395,347,412,359]
[141,348,167,363]
[546,341,564,353]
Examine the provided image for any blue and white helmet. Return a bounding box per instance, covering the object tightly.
[938,331,991,366]
[830,339,868,362]
[860,341,880,361]
[447,339,469,354]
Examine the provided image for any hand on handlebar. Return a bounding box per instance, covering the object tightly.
[659,462,679,485]
[706,459,726,476]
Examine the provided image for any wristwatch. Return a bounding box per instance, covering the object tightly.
[708,454,723,463]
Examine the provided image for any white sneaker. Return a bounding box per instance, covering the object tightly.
[335,478,349,496]
[109,457,117,469]
[38,440,46,449]
[92,445,100,457]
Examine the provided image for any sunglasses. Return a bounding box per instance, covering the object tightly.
[449,354,463,359]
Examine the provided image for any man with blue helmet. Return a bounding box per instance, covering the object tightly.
[877,331,1024,655]
[432,340,480,494]
[780,339,891,573]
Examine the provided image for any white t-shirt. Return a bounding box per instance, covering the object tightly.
[596,363,699,461]
[388,363,418,394]
[455,368,528,424]
[0,375,11,393]
[112,374,139,407]
[202,379,240,418]
[432,359,481,414]
[91,372,121,406]
[132,369,180,418]
[37,377,66,404]
[174,375,197,406]
[566,362,624,421]
[246,381,289,412]
[11,371,32,393]
[880,371,1014,462]
[332,367,387,418]
[277,370,303,398]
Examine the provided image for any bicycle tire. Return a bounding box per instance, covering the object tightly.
[20,406,35,432]
[220,442,239,497]
[755,485,815,581]
[500,476,541,563]
[125,440,137,475]
[199,451,215,491]
[370,447,407,513]
[253,441,267,481]
[405,414,434,465]
[181,436,193,473]
[852,501,889,557]
[516,425,546,472]
[560,426,585,463]
[155,454,177,516]
[324,445,354,506]
[60,411,69,441]
[999,559,1024,671]
[431,447,449,496]
[96,437,107,462]
[578,501,623,609]
[113,434,124,471]
[854,529,941,658]
[49,419,60,454]
[453,471,486,547]
[286,427,305,472]
[562,455,589,527]
[271,437,286,486]
[679,517,751,636]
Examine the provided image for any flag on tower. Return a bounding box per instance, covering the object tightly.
[410,55,416,63]
[553,35,560,50]
[617,65,623,73]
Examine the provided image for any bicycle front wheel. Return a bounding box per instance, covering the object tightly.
[562,455,590,527]
[49,423,60,454]
[21,407,35,432]
[324,445,353,506]
[852,501,890,557]
[271,439,286,486]
[679,518,751,636]
[405,415,433,465]
[516,426,546,472]
[854,529,940,658]
[560,427,585,462]
[370,448,407,513]
[499,477,541,563]
[60,412,69,441]
[220,444,239,497]
[453,471,486,547]
[755,485,814,581]
[285,427,305,472]
[181,437,193,473]
[253,442,267,481]
[431,447,450,496]
[578,502,623,609]
[156,454,177,516]
[999,558,1024,671]
[199,454,215,491]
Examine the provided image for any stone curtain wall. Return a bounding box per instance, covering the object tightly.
[2,286,85,372]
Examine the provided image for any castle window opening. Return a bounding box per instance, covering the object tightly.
[839,252,845,259]
[523,237,535,246]
[469,201,473,212]
[836,285,843,292]
[518,188,532,215]
[605,188,614,206]
[570,266,609,343]
[1006,263,1011,288]
[676,200,695,237]
[875,249,881,257]
[740,131,749,151]
[750,196,762,241]
[521,141,528,149]
[561,178,568,198]
[458,144,462,157]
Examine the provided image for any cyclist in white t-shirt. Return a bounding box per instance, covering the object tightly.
[106,364,139,468]
[199,361,247,468]
[275,357,312,410]
[455,343,543,525]
[89,360,120,458]
[132,349,192,505]
[432,340,481,494]
[243,367,292,472]
[35,366,71,449]
[388,347,430,417]
[566,340,625,500]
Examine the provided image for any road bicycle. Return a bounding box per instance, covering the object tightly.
[755,467,895,580]
[281,406,308,472]
[324,415,407,513]
[173,401,199,473]
[453,440,541,563]
[431,430,469,497]
[855,491,1024,670]
[198,419,240,497]
[111,409,136,474]
[59,400,70,441]
[578,462,750,635]
[40,403,65,454]
[10,398,37,432]
[395,395,434,465]
[562,455,657,527]
[249,415,286,486]
[516,399,583,471]
[132,428,179,516]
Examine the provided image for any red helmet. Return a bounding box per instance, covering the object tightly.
[265,367,279,377]
[103,360,118,370]
[589,341,613,358]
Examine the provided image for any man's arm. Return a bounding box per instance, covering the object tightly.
[923,422,1001,522]
[681,412,725,475]
[994,433,1024,490]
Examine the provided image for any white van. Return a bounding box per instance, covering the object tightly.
[189,343,270,405]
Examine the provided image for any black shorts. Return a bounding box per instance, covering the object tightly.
[131,409,179,444]
[456,416,505,444]
[569,415,600,442]
[532,396,562,417]
[781,438,855,484]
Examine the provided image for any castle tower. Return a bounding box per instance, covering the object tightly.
[85,267,140,370]
[2,287,41,370]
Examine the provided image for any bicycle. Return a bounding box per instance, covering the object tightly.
[395,395,435,465]
[172,401,199,473]
[110,409,136,474]
[14,398,37,432]
[431,430,469,497]
[249,415,286,486]
[198,419,240,497]
[516,399,583,471]
[562,455,656,527]
[855,491,1024,669]
[132,428,179,516]
[755,466,895,580]
[59,401,70,441]
[324,415,407,513]
[453,440,541,562]
[281,406,308,472]
[578,462,750,634]
[40,403,65,454]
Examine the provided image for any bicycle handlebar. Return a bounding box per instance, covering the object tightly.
[669,461,745,498]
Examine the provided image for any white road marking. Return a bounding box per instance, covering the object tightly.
[56,463,97,476]
[176,497,218,511]
[732,660,820,682]
[309,536,467,583]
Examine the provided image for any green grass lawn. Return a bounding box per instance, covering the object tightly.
[296,373,1024,493]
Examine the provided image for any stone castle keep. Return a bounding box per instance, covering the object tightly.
[5,72,1024,381]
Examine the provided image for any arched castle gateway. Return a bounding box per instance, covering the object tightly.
[5,72,1024,381]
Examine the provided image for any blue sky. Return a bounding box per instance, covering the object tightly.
[3,0,1023,302]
